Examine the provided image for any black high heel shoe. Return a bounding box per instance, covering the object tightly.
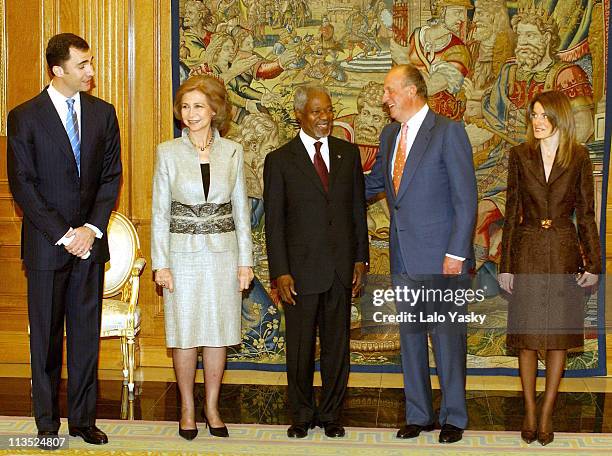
[178,424,198,440]
[204,414,229,438]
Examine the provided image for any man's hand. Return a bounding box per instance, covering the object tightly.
[352,262,366,297]
[64,226,96,258]
[442,256,463,276]
[498,272,514,294]
[276,274,297,305]
[155,268,175,293]
[238,266,254,291]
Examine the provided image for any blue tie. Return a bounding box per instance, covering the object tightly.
[65,98,81,175]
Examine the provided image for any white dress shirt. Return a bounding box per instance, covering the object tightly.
[47,82,102,250]
[389,104,464,262]
[390,103,429,175]
[299,129,330,171]
[47,81,82,138]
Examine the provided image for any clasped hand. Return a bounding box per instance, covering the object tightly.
[64,226,95,258]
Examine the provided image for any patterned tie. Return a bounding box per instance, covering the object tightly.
[392,123,408,194]
[313,141,329,192]
[65,98,81,175]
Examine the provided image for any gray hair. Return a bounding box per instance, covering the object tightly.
[293,84,331,111]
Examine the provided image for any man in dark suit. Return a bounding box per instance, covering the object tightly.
[365,65,477,443]
[7,33,122,446]
[264,84,368,438]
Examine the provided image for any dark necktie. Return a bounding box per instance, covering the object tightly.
[313,141,328,192]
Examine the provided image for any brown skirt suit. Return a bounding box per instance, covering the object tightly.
[499,143,601,350]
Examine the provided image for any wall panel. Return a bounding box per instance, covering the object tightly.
[0,0,175,372]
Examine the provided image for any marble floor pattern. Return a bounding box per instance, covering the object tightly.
[0,377,611,434]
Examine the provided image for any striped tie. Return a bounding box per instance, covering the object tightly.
[65,98,81,175]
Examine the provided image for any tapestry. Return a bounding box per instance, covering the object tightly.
[172,0,609,375]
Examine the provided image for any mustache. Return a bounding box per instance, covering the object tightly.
[516,43,544,53]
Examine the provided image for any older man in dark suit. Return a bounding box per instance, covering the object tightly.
[7,33,121,446]
[365,64,477,444]
[264,84,368,438]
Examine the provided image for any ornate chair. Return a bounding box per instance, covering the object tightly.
[101,211,145,393]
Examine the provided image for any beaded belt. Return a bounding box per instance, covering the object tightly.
[170,201,235,235]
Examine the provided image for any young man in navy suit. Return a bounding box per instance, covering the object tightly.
[365,64,477,443]
[7,33,121,447]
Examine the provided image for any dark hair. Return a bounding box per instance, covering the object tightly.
[173,75,232,135]
[395,64,428,99]
[526,90,576,168]
[45,33,90,71]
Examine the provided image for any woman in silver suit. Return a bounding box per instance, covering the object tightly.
[151,75,253,439]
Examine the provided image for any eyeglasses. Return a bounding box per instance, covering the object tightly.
[529,113,549,120]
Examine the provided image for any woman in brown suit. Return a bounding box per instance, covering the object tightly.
[498,90,601,446]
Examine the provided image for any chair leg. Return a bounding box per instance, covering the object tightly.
[120,335,129,380]
[127,335,135,392]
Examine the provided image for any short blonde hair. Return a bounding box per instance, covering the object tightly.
[173,75,232,134]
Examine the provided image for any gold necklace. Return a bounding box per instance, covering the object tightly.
[189,132,214,152]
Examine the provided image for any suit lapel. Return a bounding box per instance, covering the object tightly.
[525,145,567,187]
[523,146,546,186]
[290,136,326,195]
[384,123,401,195]
[79,93,95,178]
[546,153,567,186]
[33,90,76,165]
[395,110,434,201]
[328,137,345,192]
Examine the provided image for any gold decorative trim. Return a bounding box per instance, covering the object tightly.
[0,0,6,135]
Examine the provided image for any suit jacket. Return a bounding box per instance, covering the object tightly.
[7,89,122,270]
[365,109,477,275]
[499,143,602,275]
[264,134,369,295]
[151,129,253,270]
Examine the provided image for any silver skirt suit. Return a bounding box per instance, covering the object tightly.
[151,129,253,348]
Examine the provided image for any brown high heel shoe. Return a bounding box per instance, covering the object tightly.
[521,429,537,444]
[521,414,537,444]
[537,430,554,446]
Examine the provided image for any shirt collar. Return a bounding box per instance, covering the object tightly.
[299,129,328,148]
[47,80,81,106]
[404,103,429,131]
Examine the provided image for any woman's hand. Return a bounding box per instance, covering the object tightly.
[155,268,175,293]
[238,266,254,291]
[498,272,514,294]
[577,271,598,288]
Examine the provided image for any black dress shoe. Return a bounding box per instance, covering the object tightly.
[439,424,463,443]
[178,424,198,440]
[204,414,229,438]
[68,425,108,445]
[287,422,310,438]
[37,431,59,451]
[323,422,345,438]
[396,423,435,439]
